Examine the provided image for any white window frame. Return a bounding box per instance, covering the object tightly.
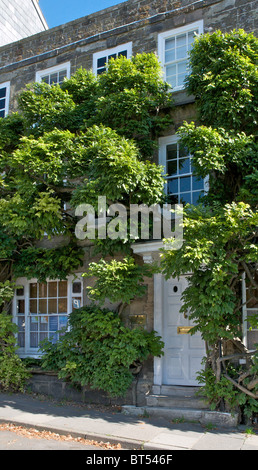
[158,20,204,92]
[159,134,209,205]
[93,42,133,75]
[12,274,83,358]
[35,62,71,84]
[0,81,10,118]
[242,272,258,352]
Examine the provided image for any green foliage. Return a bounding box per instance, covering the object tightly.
[40,305,164,397]
[84,256,153,305]
[94,53,173,157]
[161,29,258,415]
[0,281,16,307]
[161,202,258,344]
[0,352,30,392]
[197,355,258,419]
[70,124,165,209]
[13,244,84,283]
[185,29,258,134]
[0,313,30,392]
[18,82,76,135]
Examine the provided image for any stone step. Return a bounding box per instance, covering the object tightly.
[146,394,208,410]
[152,385,202,397]
[122,405,239,428]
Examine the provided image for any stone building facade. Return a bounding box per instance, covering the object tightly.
[0,0,257,404]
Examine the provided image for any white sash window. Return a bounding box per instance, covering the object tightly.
[13,275,83,357]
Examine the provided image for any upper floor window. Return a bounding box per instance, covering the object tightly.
[35,62,71,85]
[0,81,10,118]
[158,21,203,91]
[93,42,132,75]
[159,135,208,205]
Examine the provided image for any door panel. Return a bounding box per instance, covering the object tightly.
[163,276,205,386]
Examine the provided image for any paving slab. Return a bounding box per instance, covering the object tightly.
[0,393,257,451]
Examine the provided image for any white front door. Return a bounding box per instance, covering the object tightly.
[162,276,205,386]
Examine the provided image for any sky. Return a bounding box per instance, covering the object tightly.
[39,0,127,29]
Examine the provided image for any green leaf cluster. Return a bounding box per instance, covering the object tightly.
[40,305,164,397]
[0,313,30,392]
[84,256,153,306]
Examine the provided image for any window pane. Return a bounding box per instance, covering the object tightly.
[166,64,176,77]
[38,283,47,298]
[165,37,175,50]
[192,190,204,205]
[188,30,198,46]
[108,53,117,61]
[17,299,25,314]
[178,73,186,87]
[167,160,177,176]
[179,144,188,158]
[180,192,191,205]
[180,176,191,192]
[176,45,187,60]
[18,332,25,348]
[177,34,186,47]
[179,157,190,175]
[30,316,38,331]
[48,298,57,314]
[0,87,6,99]
[168,178,178,194]
[97,57,107,68]
[18,316,25,331]
[166,75,176,88]
[0,98,6,109]
[48,281,57,297]
[168,194,178,204]
[59,315,68,331]
[39,299,47,314]
[165,49,175,63]
[41,75,49,84]
[192,176,204,190]
[72,281,82,294]
[167,143,178,160]
[39,316,48,331]
[97,68,106,75]
[30,283,37,298]
[39,332,48,343]
[58,298,67,314]
[0,110,5,118]
[50,72,58,84]
[59,280,67,297]
[49,332,58,344]
[58,70,67,83]
[49,315,58,331]
[30,333,38,348]
[18,316,25,347]
[16,287,24,296]
[118,50,127,58]
[178,61,188,75]
[30,299,37,314]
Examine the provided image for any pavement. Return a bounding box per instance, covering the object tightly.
[0,392,258,451]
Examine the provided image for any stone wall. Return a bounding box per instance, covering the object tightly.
[27,366,153,407]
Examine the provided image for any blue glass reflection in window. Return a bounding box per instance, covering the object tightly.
[192,176,204,190]
[180,176,191,192]
[168,178,178,194]
[193,190,204,205]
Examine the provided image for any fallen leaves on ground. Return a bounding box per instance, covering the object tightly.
[0,422,122,449]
